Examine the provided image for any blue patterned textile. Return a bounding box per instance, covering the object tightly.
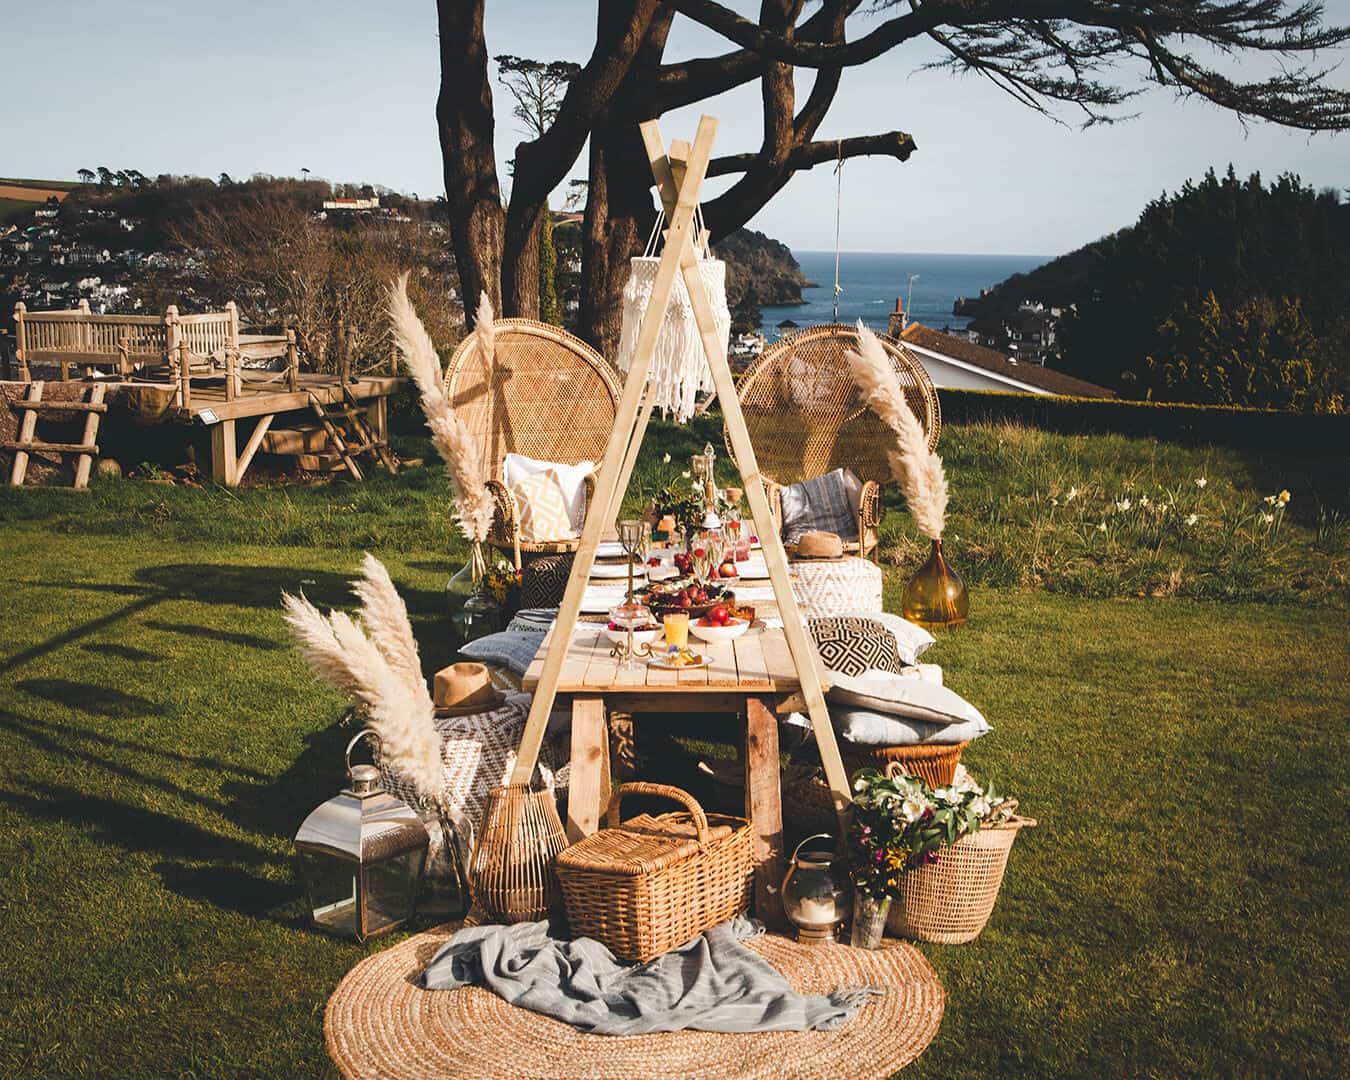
[780,469,858,543]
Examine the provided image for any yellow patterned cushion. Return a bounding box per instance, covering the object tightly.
[512,472,577,543]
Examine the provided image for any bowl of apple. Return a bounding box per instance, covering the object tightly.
[689,604,751,643]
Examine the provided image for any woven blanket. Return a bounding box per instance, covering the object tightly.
[419,916,880,1036]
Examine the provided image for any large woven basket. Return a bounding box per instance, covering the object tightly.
[468,783,568,924]
[840,742,970,789]
[888,815,1036,944]
[556,782,753,963]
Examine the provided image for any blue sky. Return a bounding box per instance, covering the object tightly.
[5,0,1347,256]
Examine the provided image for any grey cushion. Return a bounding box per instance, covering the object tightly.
[459,629,546,676]
[826,668,987,728]
[808,616,902,677]
[780,469,858,544]
[835,706,990,747]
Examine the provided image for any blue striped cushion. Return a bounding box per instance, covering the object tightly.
[781,469,858,544]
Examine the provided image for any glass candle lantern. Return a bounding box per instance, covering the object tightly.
[294,730,429,943]
[780,833,849,946]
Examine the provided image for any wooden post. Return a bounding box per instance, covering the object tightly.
[72,384,106,490]
[234,414,274,484]
[9,381,43,485]
[745,696,786,928]
[13,303,30,382]
[565,697,609,843]
[285,329,299,392]
[210,418,238,486]
[117,331,131,378]
[177,341,191,411]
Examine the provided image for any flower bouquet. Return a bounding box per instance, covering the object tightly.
[847,765,1031,946]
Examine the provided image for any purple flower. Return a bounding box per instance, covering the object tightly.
[923,851,940,865]
[873,850,884,864]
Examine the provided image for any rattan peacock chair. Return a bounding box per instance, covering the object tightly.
[444,318,621,570]
[732,323,940,561]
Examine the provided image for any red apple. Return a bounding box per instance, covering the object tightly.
[708,605,730,625]
[718,561,738,578]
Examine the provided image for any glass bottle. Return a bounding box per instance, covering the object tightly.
[902,538,968,629]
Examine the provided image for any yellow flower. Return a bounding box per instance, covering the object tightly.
[1278,489,1291,505]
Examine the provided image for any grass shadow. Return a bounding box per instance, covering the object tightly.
[141,620,283,651]
[81,642,162,662]
[15,678,165,718]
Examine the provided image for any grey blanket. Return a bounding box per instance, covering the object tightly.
[419,916,880,1036]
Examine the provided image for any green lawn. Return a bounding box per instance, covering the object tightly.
[0,423,1346,1076]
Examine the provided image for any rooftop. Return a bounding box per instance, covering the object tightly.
[901,321,1114,399]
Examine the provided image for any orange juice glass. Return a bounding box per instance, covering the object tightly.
[663,612,690,649]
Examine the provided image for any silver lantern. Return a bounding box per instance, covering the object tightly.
[294,729,429,942]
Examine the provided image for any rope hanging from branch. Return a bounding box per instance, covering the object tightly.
[832,139,844,323]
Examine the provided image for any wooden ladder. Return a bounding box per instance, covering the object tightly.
[306,388,396,481]
[6,381,107,490]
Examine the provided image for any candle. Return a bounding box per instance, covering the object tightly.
[795,897,838,927]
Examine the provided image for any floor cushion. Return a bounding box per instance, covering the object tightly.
[829,609,935,667]
[780,468,861,544]
[827,668,987,728]
[459,629,547,676]
[835,707,990,747]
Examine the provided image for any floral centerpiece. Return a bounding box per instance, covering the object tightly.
[846,764,1017,947]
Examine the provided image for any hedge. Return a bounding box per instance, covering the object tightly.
[936,388,1349,452]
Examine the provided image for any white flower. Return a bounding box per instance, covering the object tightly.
[662,452,671,464]
[1050,497,1059,507]
[1066,486,1079,501]
[853,777,867,793]
[970,795,992,817]
[1096,521,1108,533]
[1261,512,1274,524]
[1263,494,1278,506]
[1115,499,1131,512]
[933,787,953,804]
[900,796,926,823]
[1139,495,1150,509]
[1195,477,1207,488]
[1185,513,1198,526]
[680,470,691,478]
[951,764,979,794]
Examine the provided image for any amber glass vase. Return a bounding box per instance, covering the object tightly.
[903,539,968,629]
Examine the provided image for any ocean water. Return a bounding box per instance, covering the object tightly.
[758,250,1049,337]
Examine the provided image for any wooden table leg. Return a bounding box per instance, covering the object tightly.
[745,695,786,929]
[565,695,608,843]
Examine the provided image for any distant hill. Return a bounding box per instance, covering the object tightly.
[714,227,810,333]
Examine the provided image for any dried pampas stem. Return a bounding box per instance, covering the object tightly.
[846,322,948,540]
[388,273,494,543]
[473,291,494,366]
[281,557,443,798]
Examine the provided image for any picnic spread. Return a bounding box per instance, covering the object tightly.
[288,117,1030,1079]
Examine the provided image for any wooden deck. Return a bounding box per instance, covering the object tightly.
[3,372,403,487]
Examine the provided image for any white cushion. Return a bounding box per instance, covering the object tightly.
[829,609,935,667]
[503,453,594,531]
[835,707,989,747]
[827,668,986,728]
[512,473,577,542]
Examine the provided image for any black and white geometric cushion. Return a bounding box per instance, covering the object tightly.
[807,616,903,677]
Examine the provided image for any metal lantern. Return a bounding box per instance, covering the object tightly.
[781,833,849,946]
[294,729,429,942]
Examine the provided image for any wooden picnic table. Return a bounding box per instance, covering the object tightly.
[522,622,831,927]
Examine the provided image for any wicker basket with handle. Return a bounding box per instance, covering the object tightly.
[556,782,753,963]
[888,809,1036,944]
[840,741,970,789]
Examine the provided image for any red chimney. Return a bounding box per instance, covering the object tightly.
[888,297,906,337]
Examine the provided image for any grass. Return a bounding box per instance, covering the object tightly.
[0,420,1346,1076]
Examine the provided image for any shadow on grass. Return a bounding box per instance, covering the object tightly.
[16,678,165,718]
[142,619,283,651]
[81,642,162,662]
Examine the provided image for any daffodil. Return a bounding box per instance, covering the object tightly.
[1097,521,1108,533]
[1185,513,1199,526]
[1115,499,1132,512]
[662,452,671,464]
[1066,486,1079,501]
[1264,494,1278,506]
[1261,512,1275,524]
[1278,489,1291,505]
[1195,477,1207,488]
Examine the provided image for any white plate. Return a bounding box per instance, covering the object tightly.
[647,653,710,670]
[595,541,627,559]
[580,586,628,613]
[647,565,680,581]
[588,562,645,580]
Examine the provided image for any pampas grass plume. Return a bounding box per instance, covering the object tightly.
[846,322,948,539]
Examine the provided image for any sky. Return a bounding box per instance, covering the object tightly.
[4,0,1347,256]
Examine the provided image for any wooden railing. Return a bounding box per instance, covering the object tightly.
[12,301,296,406]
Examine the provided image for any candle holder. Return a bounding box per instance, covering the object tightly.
[611,520,656,668]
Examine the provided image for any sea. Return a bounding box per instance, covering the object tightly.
[758,250,1049,337]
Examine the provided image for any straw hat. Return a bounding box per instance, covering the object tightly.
[433,662,505,716]
[793,530,846,560]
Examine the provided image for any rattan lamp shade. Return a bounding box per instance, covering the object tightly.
[733,324,940,487]
[443,318,621,481]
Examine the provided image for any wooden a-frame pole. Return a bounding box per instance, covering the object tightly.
[510,115,853,822]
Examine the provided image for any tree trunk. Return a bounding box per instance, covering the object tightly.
[502,205,542,319]
[436,0,504,325]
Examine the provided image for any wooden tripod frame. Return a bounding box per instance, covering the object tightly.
[508,115,853,822]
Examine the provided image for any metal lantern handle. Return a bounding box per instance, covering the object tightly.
[791,832,836,864]
[345,728,382,782]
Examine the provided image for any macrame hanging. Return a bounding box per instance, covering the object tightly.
[615,206,730,423]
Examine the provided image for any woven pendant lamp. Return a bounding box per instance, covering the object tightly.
[615,215,730,423]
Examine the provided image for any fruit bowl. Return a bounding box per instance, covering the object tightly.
[689,615,751,644]
[638,577,731,618]
[605,623,663,649]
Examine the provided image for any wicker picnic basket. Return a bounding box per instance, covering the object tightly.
[839,741,969,789]
[888,809,1036,944]
[556,782,753,963]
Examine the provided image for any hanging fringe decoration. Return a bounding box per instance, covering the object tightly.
[615,211,730,423]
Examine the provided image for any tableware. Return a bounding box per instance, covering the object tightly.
[689,616,750,644]
[662,612,690,650]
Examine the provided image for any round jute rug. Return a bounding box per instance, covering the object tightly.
[325,924,944,1080]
